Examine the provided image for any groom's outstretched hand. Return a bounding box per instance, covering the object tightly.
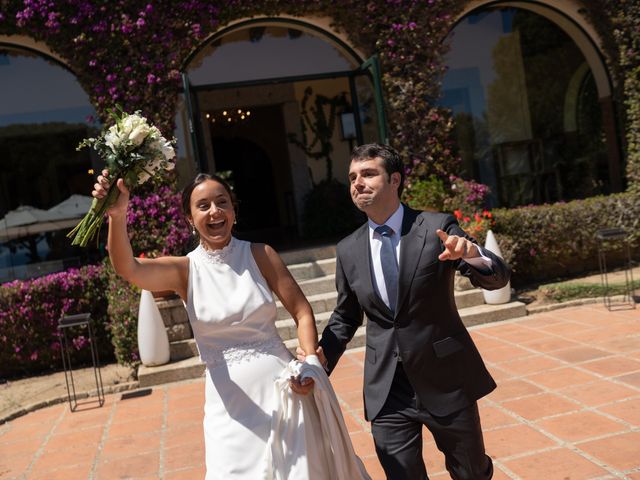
[436,229,479,261]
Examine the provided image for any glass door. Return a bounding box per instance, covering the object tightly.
[181,72,206,173]
[349,55,388,146]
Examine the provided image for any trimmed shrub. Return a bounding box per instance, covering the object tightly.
[0,265,112,379]
[403,175,492,214]
[103,260,141,371]
[539,279,640,303]
[403,175,448,212]
[491,192,640,286]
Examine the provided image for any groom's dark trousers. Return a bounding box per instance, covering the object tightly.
[320,206,510,479]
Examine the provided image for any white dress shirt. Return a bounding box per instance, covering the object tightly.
[368,205,493,310]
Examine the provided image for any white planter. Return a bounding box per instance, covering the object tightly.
[137,289,170,366]
[482,230,511,305]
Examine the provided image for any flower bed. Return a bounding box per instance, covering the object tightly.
[0,265,112,378]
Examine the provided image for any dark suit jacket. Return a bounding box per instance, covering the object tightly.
[319,205,511,420]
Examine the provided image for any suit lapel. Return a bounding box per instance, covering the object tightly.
[396,205,427,314]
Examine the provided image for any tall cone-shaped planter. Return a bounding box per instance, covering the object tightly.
[137,289,170,366]
[482,230,511,305]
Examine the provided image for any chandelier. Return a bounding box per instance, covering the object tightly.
[206,108,252,126]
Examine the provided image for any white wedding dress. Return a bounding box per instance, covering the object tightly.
[184,238,369,480]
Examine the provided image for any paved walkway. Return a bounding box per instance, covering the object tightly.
[1,304,639,479]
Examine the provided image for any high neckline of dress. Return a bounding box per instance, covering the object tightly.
[196,237,236,264]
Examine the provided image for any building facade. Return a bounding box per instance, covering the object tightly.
[0,0,636,282]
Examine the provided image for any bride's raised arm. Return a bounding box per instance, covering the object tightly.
[94,170,188,299]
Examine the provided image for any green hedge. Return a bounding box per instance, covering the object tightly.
[539,280,640,303]
[491,192,640,286]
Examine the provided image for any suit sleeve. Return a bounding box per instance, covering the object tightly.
[319,251,364,374]
[442,214,511,290]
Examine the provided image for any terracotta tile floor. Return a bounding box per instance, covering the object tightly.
[1,304,639,479]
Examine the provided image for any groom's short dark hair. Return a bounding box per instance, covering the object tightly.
[351,143,405,198]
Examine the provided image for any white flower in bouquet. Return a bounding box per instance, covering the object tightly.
[67,106,176,247]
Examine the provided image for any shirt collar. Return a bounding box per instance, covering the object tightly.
[368,204,404,238]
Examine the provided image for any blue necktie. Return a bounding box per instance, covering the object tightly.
[375,225,398,313]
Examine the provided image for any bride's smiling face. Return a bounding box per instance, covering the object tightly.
[189,179,236,251]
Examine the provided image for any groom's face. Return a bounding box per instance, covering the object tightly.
[348,157,400,214]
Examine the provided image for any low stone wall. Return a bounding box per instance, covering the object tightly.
[155,296,191,342]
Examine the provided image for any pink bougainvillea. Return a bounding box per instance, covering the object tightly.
[0,265,111,378]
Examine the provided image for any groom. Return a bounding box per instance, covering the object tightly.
[313,144,509,479]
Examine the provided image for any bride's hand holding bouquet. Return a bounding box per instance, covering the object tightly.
[92,172,129,218]
[67,106,176,247]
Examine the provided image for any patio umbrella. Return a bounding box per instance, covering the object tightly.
[46,194,92,220]
[0,196,91,242]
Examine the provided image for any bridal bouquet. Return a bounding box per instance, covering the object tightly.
[67,107,176,247]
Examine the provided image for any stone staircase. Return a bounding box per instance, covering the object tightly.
[138,244,527,387]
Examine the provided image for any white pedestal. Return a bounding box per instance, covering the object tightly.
[137,289,170,366]
[482,230,511,305]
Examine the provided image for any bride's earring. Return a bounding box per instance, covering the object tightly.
[190,224,196,235]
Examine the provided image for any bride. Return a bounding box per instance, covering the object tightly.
[93,171,370,479]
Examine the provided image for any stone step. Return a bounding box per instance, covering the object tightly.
[156,297,192,342]
[289,258,472,288]
[276,287,487,321]
[284,326,367,355]
[280,300,527,349]
[276,311,333,341]
[137,355,205,388]
[277,291,336,320]
[454,275,475,292]
[454,288,486,310]
[298,274,336,297]
[287,258,336,283]
[140,299,528,387]
[459,300,528,327]
[279,244,336,265]
[170,338,199,362]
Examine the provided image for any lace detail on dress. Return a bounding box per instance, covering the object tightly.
[201,335,288,369]
[193,237,236,264]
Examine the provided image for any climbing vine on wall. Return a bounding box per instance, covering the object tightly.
[0,0,636,190]
[583,0,640,192]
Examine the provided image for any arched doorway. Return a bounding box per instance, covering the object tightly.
[440,4,622,208]
[0,44,100,282]
[212,134,282,240]
[179,19,384,247]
